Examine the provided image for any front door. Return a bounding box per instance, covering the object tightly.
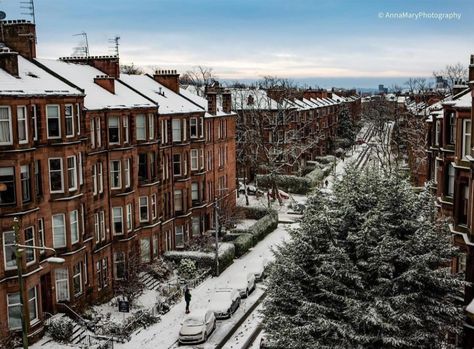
[40,273,54,315]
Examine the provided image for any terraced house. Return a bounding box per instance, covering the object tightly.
[0,20,236,343]
[425,54,474,348]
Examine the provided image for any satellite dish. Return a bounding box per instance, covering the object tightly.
[0,11,6,20]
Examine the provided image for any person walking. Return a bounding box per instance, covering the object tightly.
[325,179,329,187]
[184,285,191,314]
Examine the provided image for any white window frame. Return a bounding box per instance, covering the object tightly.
[151,194,157,220]
[108,116,120,145]
[55,268,70,301]
[46,105,61,139]
[112,207,124,235]
[48,158,64,194]
[0,106,13,145]
[76,104,81,136]
[70,210,79,244]
[78,152,83,186]
[190,117,198,138]
[148,114,154,140]
[191,182,199,202]
[124,159,131,188]
[100,211,106,241]
[98,162,103,194]
[52,213,66,248]
[3,231,16,270]
[90,118,95,148]
[38,218,45,255]
[27,287,39,324]
[64,104,75,138]
[96,117,102,147]
[126,203,133,232]
[110,160,122,189]
[123,117,129,144]
[175,225,184,248]
[462,119,471,160]
[32,105,38,141]
[7,292,21,329]
[24,226,35,265]
[73,262,83,297]
[190,149,199,171]
[94,213,100,243]
[136,114,146,141]
[174,190,183,212]
[17,105,28,144]
[139,196,149,223]
[67,156,77,192]
[92,164,97,196]
[447,163,455,197]
[172,119,181,142]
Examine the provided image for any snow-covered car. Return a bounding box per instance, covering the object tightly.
[228,272,255,298]
[238,183,262,196]
[248,258,269,281]
[178,309,216,345]
[209,288,241,319]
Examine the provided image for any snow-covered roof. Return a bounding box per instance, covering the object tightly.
[231,88,281,110]
[36,59,155,110]
[451,92,471,109]
[0,55,83,97]
[120,74,203,114]
[179,86,236,118]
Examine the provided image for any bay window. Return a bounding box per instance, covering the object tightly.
[67,156,77,191]
[52,213,66,248]
[7,292,21,329]
[112,207,123,235]
[55,268,69,301]
[108,116,120,144]
[174,189,183,212]
[172,119,181,142]
[0,167,15,205]
[70,210,79,244]
[24,226,35,264]
[65,105,74,137]
[21,164,31,203]
[73,263,82,296]
[175,225,184,248]
[191,149,198,171]
[3,231,16,270]
[462,119,471,160]
[110,160,121,189]
[114,252,125,279]
[49,158,64,193]
[0,106,12,144]
[139,196,149,222]
[136,114,146,140]
[17,106,28,143]
[47,105,61,139]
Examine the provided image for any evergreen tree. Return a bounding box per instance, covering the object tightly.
[337,105,356,144]
[262,167,463,349]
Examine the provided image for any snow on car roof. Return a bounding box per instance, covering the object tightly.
[185,309,208,321]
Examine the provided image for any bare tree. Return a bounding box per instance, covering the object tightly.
[120,63,144,75]
[180,66,217,96]
[433,63,468,93]
[114,247,145,306]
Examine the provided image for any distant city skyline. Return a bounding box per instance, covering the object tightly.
[1,0,472,89]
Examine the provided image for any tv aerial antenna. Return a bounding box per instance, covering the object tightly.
[20,0,36,24]
[72,32,89,57]
[108,35,120,57]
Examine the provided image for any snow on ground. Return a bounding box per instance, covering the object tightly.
[113,223,292,349]
[235,219,258,230]
[221,302,263,349]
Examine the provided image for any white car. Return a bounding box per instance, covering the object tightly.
[178,309,216,345]
[248,258,269,281]
[209,288,241,319]
[228,272,255,298]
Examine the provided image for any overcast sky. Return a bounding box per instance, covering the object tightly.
[1,0,473,87]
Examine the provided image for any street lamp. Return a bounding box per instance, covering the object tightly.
[12,217,64,349]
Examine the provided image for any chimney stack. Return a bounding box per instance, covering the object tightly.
[222,91,232,113]
[94,75,115,94]
[153,70,180,94]
[0,47,19,76]
[60,55,120,78]
[207,91,217,115]
[1,20,36,60]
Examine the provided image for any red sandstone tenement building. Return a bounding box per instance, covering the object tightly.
[0,20,236,342]
[424,54,474,348]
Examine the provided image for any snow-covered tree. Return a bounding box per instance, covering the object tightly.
[336,104,356,145]
[263,167,464,348]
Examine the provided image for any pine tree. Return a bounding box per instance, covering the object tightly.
[262,167,464,349]
[336,105,356,144]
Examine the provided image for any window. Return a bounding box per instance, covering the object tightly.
[94,213,100,242]
[102,258,108,287]
[459,254,467,273]
[141,238,151,263]
[172,119,181,142]
[34,160,41,197]
[24,226,35,264]
[174,190,183,212]
[32,106,39,140]
[447,163,455,197]
[98,162,103,193]
[200,149,204,170]
[47,105,61,139]
[124,159,131,188]
[7,292,21,329]
[114,252,125,279]
[463,119,471,160]
[52,214,66,248]
[148,114,154,140]
[123,117,129,144]
[153,235,158,257]
[28,287,38,323]
[0,106,12,144]
[173,154,181,176]
[200,117,204,138]
[78,152,83,186]
[67,156,77,191]
[65,105,74,137]
[70,210,79,244]
[183,152,188,176]
[183,118,187,141]
[108,116,120,144]
[38,218,45,254]
[110,160,121,189]
[175,225,184,248]
[17,106,28,143]
[139,196,149,222]
[190,118,198,138]
[76,104,81,136]
[136,114,146,140]
[149,153,156,179]
[3,231,16,270]
[96,117,102,147]
[435,120,440,146]
[55,268,69,301]
[138,153,148,182]
[151,194,157,219]
[112,207,123,235]
[49,158,64,193]
[73,263,82,296]
[192,216,200,236]
[84,254,88,285]
[96,261,102,290]
[21,165,31,203]
[92,165,97,195]
[448,112,456,144]
[191,149,198,171]
[191,182,199,203]
[100,211,106,241]
[126,203,133,232]
[90,119,95,148]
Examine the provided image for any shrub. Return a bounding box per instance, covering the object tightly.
[164,243,235,276]
[222,232,244,242]
[239,206,270,220]
[233,233,255,257]
[249,210,278,242]
[178,258,197,280]
[256,174,312,194]
[47,317,74,343]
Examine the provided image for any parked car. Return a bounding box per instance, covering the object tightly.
[208,288,241,319]
[228,272,256,298]
[178,309,216,345]
[238,182,262,196]
[248,258,269,281]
